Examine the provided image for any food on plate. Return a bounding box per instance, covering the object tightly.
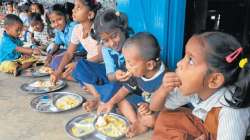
[71,117,95,137]
[95,114,128,137]
[38,66,53,74]
[29,80,57,88]
[55,95,80,110]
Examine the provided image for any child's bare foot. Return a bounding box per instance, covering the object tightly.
[138,114,156,128]
[126,121,148,138]
[82,99,99,112]
[82,86,90,92]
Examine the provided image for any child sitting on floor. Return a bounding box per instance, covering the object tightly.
[98,32,166,138]
[0,14,40,76]
[70,9,132,112]
[29,13,49,50]
[151,32,250,140]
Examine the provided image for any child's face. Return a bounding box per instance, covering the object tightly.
[49,13,66,31]
[31,4,41,14]
[175,36,209,96]
[72,0,92,23]
[7,5,13,13]
[31,21,44,32]
[100,31,122,51]
[5,23,23,38]
[123,46,149,78]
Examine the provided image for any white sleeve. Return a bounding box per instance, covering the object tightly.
[164,90,191,110]
[70,25,80,45]
[217,107,250,140]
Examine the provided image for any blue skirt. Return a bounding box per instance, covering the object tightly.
[72,59,122,103]
[50,50,66,70]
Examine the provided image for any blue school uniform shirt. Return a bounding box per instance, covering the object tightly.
[54,21,84,52]
[124,62,165,103]
[102,47,125,75]
[0,32,23,63]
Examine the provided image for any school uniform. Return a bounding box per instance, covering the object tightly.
[0,31,36,73]
[153,87,250,140]
[50,21,84,70]
[124,62,165,106]
[72,46,125,102]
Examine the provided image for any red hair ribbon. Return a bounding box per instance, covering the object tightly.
[225,47,243,63]
[91,0,97,4]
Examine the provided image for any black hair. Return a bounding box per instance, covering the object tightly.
[30,3,44,15]
[17,3,31,13]
[92,9,133,41]
[196,32,250,108]
[79,0,101,17]
[6,1,14,6]
[48,2,74,21]
[4,14,23,26]
[123,32,161,62]
[29,13,43,23]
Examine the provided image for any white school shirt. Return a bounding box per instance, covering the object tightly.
[165,87,250,140]
[70,24,99,59]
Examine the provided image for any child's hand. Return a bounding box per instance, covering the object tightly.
[97,102,114,114]
[138,102,151,115]
[32,48,41,56]
[115,70,132,82]
[44,54,52,66]
[160,72,181,93]
[62,62,76,78]
[50,71,60,84]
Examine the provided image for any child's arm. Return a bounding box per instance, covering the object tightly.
[16,46,40,55]
[150,72,182,111]
[98,86,130,113]
[50,42,77,83]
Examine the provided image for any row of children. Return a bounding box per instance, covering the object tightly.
[0,0,249,139]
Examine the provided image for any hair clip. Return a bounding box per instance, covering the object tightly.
[239,58,248,68]
[115,11,120,17]
[225,47,243,63]
[155,57,160,61]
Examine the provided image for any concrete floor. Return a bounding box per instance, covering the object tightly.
[0,73,151,140]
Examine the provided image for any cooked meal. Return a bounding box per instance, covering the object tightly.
[95,114,128,138]
[29,80,57,88]
[38,66,53,74]
[71,117,95,137]
[55,95,80,110]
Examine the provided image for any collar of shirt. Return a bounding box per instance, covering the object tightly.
[191,87,234,121]
[3,31,23,46]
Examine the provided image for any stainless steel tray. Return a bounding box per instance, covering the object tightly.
[30,92,85,113]
[22,68,49,77]
[20,79,66,94]
[65,113,128,140]
[94,113,129,139]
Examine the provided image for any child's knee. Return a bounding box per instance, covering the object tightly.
[0,61,18,73]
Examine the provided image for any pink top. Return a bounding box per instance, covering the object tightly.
[71,24,100,59]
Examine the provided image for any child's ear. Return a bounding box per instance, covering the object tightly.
[88,11,95,20]
[207,72,224,89]
[146,60,157,71]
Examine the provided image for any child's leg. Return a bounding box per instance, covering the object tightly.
[118,95,148,138]
[21,62,33,69]
[82,85,100,112]
[83,98,100,112]
[83,83,100,97]
[0,61,18,74]
[118,99,137,124]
